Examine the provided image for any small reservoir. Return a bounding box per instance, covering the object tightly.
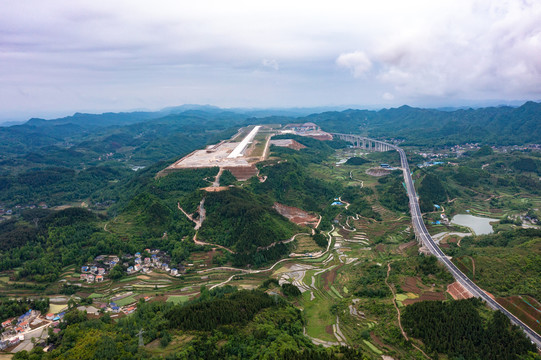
[451,214,498,235]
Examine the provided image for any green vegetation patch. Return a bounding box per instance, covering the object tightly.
[166,295,190,304]
[363,340,383,354]
[88,293,105,299]
[402,298,536,359]
[115,295,137,306]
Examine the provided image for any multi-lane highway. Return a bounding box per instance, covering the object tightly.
[330,132,541,347]
[392,144,541,349]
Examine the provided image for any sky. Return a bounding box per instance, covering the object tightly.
[1,0,540,121]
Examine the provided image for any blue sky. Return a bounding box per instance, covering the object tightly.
[1,0,540,121]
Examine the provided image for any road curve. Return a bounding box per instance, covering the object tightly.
[332,133,541,349]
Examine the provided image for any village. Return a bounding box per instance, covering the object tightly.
[79,249,183,284]
[0,296,146,353]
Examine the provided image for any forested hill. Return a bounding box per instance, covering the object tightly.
[300,101,541,146]
[2,101,540,154]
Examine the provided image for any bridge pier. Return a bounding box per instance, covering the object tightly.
[334,133,393,153]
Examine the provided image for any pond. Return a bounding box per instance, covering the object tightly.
[450,214,498,235]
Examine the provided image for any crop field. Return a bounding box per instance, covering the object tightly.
[497,296,541,335]
[293,234,322,254]
[166,295,191,304]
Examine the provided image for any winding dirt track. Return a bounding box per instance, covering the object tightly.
[385,262,431,360]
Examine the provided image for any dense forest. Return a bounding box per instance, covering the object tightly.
[13,287,369,360]
[300,101,541,146]
[402,298,537,359]
[198,188,299,255]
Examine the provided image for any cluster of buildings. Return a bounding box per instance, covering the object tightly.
[126,250,180,276]
[281,122,333,141]
[0,309,62,351]
[0,202,48,221]
[418,161,446,168]
[78,249,180,284]
[80,255,119,283]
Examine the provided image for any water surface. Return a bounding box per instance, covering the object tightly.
[451,214,498,235]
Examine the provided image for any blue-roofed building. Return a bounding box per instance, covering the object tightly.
[434,204,441,209]
[111,306,120,313]
[109,302,117,307]
[331,201,343,206]
[81,266,89,273]
[18,309,32,323]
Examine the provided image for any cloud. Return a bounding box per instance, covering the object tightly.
[262,59,279,70]
[336,51,372,77]
[382,92,394,101]
[1,0,541,120]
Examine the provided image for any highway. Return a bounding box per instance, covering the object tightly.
[392,144,541,349]
[330,132,541,347]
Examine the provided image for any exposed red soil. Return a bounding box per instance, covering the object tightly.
[398,240,417,252]
[322,265,341,291]
[375,244,386,252]
[419,292,446,300]
[403,292,445,305]
[272,203,319,226]
[447,237,458,244]
[224,166,259,181]
[337,228,350,236]
[370,332,386,348]
[325,324,334,335]
[402,277,422,294]
[447,281,474,300]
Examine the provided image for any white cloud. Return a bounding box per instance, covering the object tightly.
[262,59,279,70]
[382,92,394,101]
[1,0,541,119]
[336,51,372,78]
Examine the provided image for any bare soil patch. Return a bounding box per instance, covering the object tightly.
[224,166,258,181]
[325,324,334,335]
[398,240,417,252]
[269,139,306,150]
[366,168,391,177]
[403,292,445,305]
[322,265,341,291]
[402,277,422,294]
[447,281,473,300]
[273,203,319,226]
[201,186,230,192]
[370,332,386,348]
[337,228,351,237]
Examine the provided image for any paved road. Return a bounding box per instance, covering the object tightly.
[331,133,541,348]
[392,145,541,349]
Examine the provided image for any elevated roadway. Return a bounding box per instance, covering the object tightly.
[332,133,541,349]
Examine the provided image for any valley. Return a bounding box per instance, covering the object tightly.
[0,107,540,359]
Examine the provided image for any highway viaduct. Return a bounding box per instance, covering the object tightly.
[332,132,541,349]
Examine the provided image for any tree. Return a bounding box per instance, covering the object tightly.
[109,264,124,280]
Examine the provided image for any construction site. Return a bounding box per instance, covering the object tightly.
[160,123,333,181]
